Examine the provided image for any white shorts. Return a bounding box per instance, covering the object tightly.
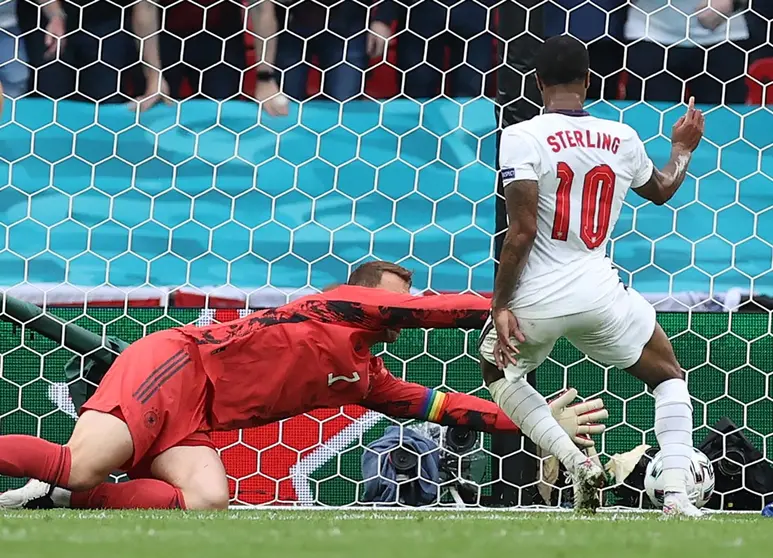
[479,283,657,383]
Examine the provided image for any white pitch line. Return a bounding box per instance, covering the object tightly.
[290,411,383,504]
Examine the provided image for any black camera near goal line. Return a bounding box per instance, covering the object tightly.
[388,426,485,507]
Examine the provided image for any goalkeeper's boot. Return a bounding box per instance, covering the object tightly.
[0,479,70,509]
[572,458,605,513]
[663,492,704,518]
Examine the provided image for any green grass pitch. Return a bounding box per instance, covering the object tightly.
[1,510,770,558]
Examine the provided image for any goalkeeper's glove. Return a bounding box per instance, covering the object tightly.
[548,388,609,449]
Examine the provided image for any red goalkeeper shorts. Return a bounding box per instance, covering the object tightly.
[81,329,214,472]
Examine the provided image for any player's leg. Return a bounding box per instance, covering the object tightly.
[567,285,699,516]
[0,409,133,493]
[1,429,221,510]
[479,315,593,472]
[66,438,226,510]
[1,332,188,491]
[626,323,698,515]
[4,477,188,510]
[1,331,209,511]
[149,443,229,510]
[479,315,605,511]
[67,334,222,510]
[4,440,225,510]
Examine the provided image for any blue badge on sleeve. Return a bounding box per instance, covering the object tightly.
[501,167,516,180]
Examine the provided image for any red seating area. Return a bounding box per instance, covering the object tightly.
[746,57,773,105]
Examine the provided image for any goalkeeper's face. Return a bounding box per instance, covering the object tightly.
[376,272,411,343]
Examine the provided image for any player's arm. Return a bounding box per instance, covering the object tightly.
[362,361,519,433]
[311,289,490,329]
[492,180,538,311]
[489,128,541,366]
[362,362,608,445]
[633,97,705,206]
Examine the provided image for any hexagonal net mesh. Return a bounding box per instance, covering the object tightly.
[0,0,771,509]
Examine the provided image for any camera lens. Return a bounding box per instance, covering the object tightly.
[718,449,745,476]
[446,427,477,454]
[389,448,419,474]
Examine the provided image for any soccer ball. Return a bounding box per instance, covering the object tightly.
[644,448,715,508]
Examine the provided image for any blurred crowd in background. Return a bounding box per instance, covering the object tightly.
[0,0,771,112]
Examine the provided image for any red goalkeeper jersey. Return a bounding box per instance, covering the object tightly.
[176,286,505,432]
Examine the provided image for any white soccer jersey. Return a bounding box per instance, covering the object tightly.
[499,111,654,319]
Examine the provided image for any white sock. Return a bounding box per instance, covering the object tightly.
[653,378,694,493]
[488,378,586,472]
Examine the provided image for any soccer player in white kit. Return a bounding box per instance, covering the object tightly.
[479,36,705,517]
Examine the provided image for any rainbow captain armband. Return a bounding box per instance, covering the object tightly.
[421,389,448,422]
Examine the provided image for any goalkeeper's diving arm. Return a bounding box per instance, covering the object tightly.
[317,286,491,330]
[362,363,607,447]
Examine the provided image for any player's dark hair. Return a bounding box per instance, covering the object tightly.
[347,261,413,288]
[535,35,590,87]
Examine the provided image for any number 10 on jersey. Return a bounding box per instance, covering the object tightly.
[552,162,616,250]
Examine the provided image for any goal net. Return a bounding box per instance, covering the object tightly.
[0,0,771,510]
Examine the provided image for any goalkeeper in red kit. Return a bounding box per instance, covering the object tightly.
[0,261,608,510]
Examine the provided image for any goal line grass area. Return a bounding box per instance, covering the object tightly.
[1,509,769,558]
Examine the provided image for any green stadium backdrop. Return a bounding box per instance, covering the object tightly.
[1,308,772,505]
